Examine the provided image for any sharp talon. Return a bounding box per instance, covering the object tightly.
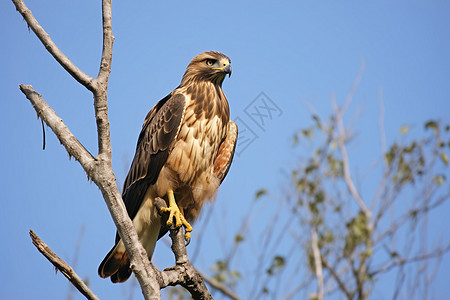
[160,188,194,242]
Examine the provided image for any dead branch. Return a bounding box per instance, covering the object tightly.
[12,0,94,89]
[13,0,162,298]
[29,230,99,300]
[197,269,242,300]
[311,228,324,300]
[371,243,450,277]
[154,197,213,300]
[331,64,372,223]
[332,99,371,220]
[321,257,352,299]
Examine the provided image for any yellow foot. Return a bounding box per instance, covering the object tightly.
[160,189,193,242]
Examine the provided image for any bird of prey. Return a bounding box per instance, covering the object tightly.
[98,51,238,283]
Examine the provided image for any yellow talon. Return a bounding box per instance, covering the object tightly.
[160,188,193,242]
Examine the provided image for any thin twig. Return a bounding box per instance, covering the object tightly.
[197,269,242,300]
[341,60,366,116]
[12,0,94,90]
[332,95,371,221]
[331,64,372,224]
[67,225,86,300]
[29,230,99,300]
[371,86,388,213]
[371,243,450,277]
[321,257,353,299]
[377,86,386,155]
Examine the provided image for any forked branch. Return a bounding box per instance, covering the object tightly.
[155,197,213,300]
[13,0,220,299]
[13,0,161,299]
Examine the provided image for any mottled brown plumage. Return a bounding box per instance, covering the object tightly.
[98,51,237,283]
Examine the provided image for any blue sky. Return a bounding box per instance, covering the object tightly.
[1,1,450,299]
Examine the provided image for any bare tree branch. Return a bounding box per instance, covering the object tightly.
[321,257,352,299]
[18,85,95,167]
[154,198,214,300]
[341,60,366,116]
[97,0,114,82]
[311,228,324,300]
[197,269,242,300]
[332,85,372,222]
[67,225,86,300]
[371,243,450,277]
[93,0,114,156]
[12,0,95,90]
[29,230,99,300]
[14,1,163,298]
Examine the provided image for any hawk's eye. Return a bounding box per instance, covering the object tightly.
[205,59,215,66]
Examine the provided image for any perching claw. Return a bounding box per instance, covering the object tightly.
[160,188,193,243]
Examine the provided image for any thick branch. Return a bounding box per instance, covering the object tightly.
[18,86,160,299]
[12,0,95,90]
[93,0,114,156]
[15,0,160,296]
[97,0,114,82]
[154,198,213,300]
[29,230,99,300]
[19,84,95,169]
[96,172,162,300]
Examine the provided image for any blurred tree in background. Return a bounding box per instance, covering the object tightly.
[169,87,450,300]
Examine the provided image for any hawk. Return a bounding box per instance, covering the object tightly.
[98,51,238,283]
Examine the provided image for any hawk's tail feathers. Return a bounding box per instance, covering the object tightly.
[98,242,131,283]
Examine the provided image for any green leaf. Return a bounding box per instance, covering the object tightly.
[440,152,449,165]
[234,234,244,243]
[273,256,286,267]
[399,125,410,134]
[230,271,241,278]
[314,190,325,203]
[305,163,318,174]
[344,212,370,256]
[301,128,314,139]
[211,260,227,272]
[385,144,398,166]
[254,188,267,201]
[309,294,319,300]
[425,120,439,136]
[312,114,322,128]
[267,255,286,275]
[321,230,334,244]
[433,175,446,185]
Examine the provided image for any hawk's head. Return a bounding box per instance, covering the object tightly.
[181,51,232,87]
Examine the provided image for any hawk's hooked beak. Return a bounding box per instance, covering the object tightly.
[223,64,232,77]
[213,63,232,77]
